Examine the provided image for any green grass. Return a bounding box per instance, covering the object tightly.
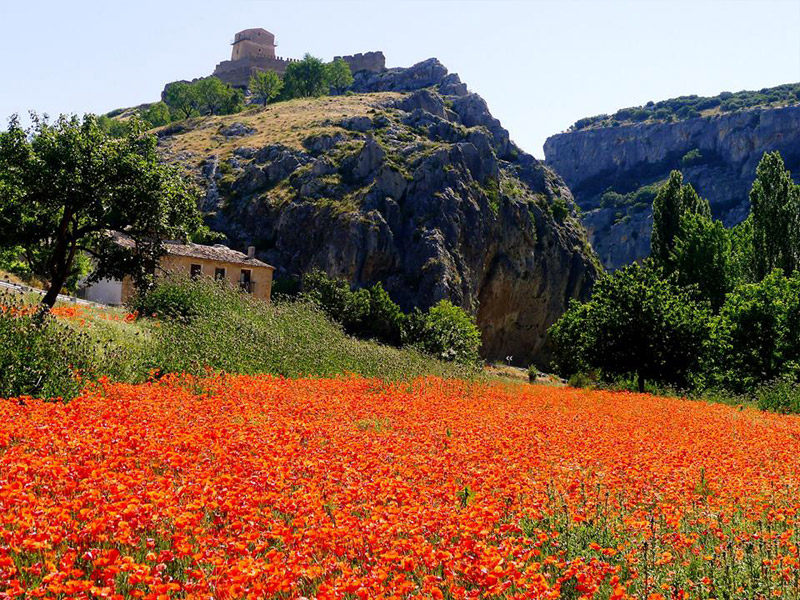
[0,279,477,400]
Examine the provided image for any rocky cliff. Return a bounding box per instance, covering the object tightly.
[544,103,800,268]
[158,59,599,366]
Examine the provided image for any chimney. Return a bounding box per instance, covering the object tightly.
[247,246,256,259]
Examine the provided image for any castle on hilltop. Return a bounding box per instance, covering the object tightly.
[211,28,386,88]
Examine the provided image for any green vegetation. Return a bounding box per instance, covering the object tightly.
[750,151,800,278]
[101,57,355,134]
[550,151,800,409]
[301,270,481,364]
[249,70,283,105]
[0,278,477,400]
[163,77,244,119]
[0,296,94,400]
[650,170,710,269]
[571,82,800,130]
[281,54,354,99]
[550,263,709,392]
[599,181,662,210]
[0,114,200,306]
[326,57,355,95]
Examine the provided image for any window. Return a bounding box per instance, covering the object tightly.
[190,264,202,279]
[239,269,253,293]
[214,267,226,281]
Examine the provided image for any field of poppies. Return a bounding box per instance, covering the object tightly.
[2,375,800,599]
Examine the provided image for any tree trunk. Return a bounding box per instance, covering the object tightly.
[42,270,69,307]
[42,235,78,308]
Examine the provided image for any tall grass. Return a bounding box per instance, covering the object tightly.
[0,279,476,400]
[137,278,476,380]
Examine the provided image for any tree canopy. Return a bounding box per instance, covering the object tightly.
[283,54,331,99]
[650,170,710,271]
[249,70,283,105]
[163,77,244,119]
[0,114,200,306]
[549,262,710,392]
[326,58,354,95]
[750,151,800,278]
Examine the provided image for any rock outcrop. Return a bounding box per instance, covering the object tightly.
[161,59,599,366]
[544,104,800,268]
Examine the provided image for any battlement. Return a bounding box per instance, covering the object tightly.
[211,29,385,89]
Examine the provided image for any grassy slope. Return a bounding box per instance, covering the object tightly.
[159,92,404,166]
[47,290,476,385]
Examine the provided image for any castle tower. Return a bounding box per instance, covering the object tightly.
[231,28,276,61]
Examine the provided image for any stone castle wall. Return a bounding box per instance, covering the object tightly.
[212,56,298,88]
[334,51,386,74]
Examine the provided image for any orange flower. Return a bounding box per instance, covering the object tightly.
[2,375,800,597]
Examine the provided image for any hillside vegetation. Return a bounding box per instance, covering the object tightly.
[570,81,800,130]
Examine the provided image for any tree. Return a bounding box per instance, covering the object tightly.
[326,58,353,94]
[650,170,710,271]
[549,262,710,392]
[164,81,198,119]
[671,212,732,311]
[140,101,171,128]
[249,70,283,105]
[728,215,757,286]
[283,54,330,99]
[193,77,242,116]
[749,151,800,278]
[0,114,200,307]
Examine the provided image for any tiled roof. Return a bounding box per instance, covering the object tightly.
[112,232,273,269]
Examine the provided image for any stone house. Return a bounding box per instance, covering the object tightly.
[79,237,274,306]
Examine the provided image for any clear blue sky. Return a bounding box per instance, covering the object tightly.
[2,0,799,157]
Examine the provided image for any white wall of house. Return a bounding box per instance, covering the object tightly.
[80,278,123,305]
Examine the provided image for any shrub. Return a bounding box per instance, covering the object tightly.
[755,379,800,414]
[704,270,800,392]
[551,196,569,222]
[681,149,703,167]
[0,295,95,399]
[403,300,481,365]
[130,277,209,321]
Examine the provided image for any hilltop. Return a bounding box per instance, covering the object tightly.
[544,85,800,268]
[151,59,599,366]
[568,82,800,131]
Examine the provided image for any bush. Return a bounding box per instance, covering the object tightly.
[130,278,210,321]
[703,270,800,392]
[681,149,703,167]
[403,300,481,365]
[0,295,95,399]
[301,271,479,362]
[755,379,800,414]
[551,196,569,222]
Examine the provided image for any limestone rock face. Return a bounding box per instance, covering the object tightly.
[164,59,599,366]
[544,105,800,269]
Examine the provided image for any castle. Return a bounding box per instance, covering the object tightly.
[211,28,386,88]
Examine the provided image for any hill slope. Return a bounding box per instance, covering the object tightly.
[157,59,599,366]
[544,85,800,269]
